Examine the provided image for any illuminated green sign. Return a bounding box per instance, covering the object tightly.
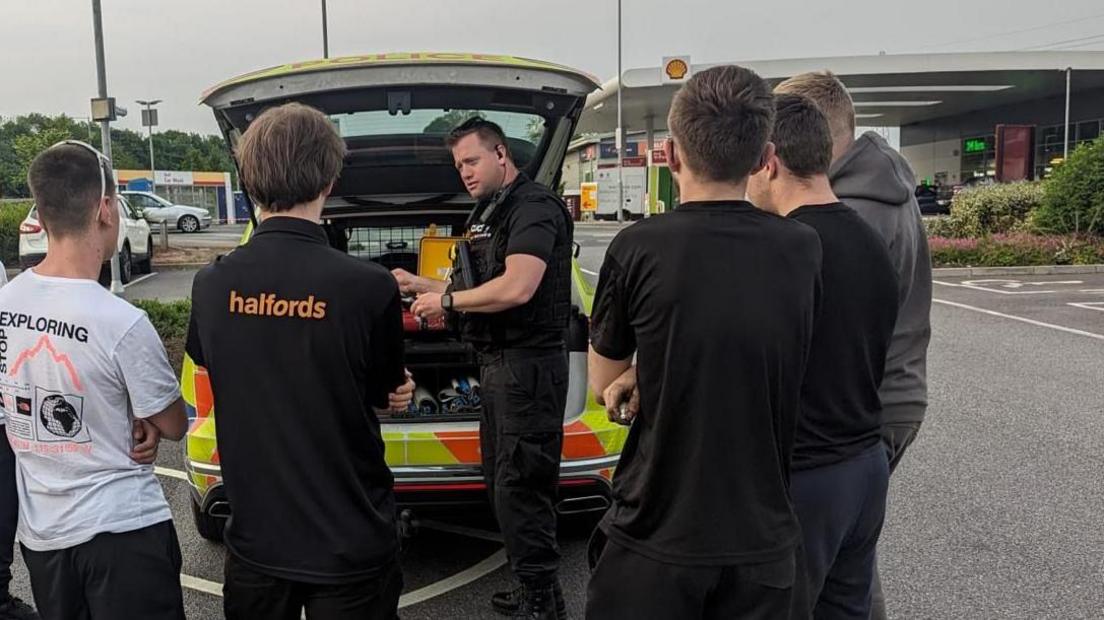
[964,138,988,153]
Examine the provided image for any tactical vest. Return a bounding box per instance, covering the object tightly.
[459,175,573,350]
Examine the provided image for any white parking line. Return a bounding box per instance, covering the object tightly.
[155,466,188,481]
[180,573,223,597]
[122,272,157,289]
[398,549,507,609]
[1069,302,1104,313]
[166,482,509,608]
[934,298,1104,341]
[934,279,1086,295]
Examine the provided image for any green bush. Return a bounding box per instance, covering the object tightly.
[131,299,191,372]
[928,182,1043,238]
[1034,136,1104,235]
[0,200,32,266]
[928,233,1104,267]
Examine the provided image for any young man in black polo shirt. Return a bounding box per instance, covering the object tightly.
[186,103,414,620]
[747,94,899,618]
[586,66,823,618]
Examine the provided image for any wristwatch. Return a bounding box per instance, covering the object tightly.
[441,293,454,312]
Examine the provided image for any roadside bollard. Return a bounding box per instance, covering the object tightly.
[161,221,169,250]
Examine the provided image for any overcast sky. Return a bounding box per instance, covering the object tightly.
[3,0,1104,135]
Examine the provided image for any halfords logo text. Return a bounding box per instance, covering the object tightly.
[229,291,327,319]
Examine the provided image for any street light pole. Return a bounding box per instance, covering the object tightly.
[137,99,162,192]
[321,0,330,59]
[1063,67,1071,161]
[91,0,124,294]
[616,0,624,224]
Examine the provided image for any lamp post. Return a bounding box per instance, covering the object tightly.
[321,0,329,58]
[616,0,624,223]
[91,0,124,294]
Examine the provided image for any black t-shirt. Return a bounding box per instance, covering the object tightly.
[788,203,899,471]
[590,201,822,565]
[185,216,406,584]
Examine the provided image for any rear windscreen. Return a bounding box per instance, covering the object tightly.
[330,109,544,168]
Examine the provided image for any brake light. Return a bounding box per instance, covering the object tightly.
[19,222,42,234]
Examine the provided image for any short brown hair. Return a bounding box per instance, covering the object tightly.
[774,71,855,139]
[770,94,833,179]
[446,117,512,159]
[667,65,774,183]
[28,144,115,238]
[236,103,346,212]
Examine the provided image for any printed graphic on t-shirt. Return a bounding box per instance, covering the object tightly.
[35,387,88,443]
[10,334,85,391]
[0,384,34,441]
[2,330,93,453]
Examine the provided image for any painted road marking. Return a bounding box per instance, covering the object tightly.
[398,549,508,609]
[123,272,158,289]
[934,298,1104,341]
[180,573,222,597]
[167,482,509,609]
[177,549,508,610]
[155,466,188,481]
[935,278,1086,295]
[1068,302,1104,313]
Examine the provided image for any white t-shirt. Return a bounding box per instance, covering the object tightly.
[0,270,178,551]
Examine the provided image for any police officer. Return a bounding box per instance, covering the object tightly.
[402,118,572,620]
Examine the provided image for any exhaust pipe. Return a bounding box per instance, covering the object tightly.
[556,495,611,515]
[207,501,232,518]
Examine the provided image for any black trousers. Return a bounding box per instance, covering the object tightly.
[20,520,185,620]
[586,532,798,620]
[479,348,567,586]
[0,426,16,599]
[790,444,890,620]
[223,552,403,620]
[870,421,922,620]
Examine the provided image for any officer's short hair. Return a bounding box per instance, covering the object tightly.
[446,117,512,160]
[770,94,833,179]
[667,65,774,184]
[28,144,115,238]
[236,103,347,212]
[774,71,855,141]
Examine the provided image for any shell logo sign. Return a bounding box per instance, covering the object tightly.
[662,56,692,83]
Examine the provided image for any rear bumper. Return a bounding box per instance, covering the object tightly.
[187,453,618,517]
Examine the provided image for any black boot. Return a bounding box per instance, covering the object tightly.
[492,581,567,616]
[491,583,526,615]
[493,582,566,619]
[0,594,38,620]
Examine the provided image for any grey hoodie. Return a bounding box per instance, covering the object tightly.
[830,131,932,425]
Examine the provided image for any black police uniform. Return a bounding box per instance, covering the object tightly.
[186,217,407,620]
[452,173,573,592]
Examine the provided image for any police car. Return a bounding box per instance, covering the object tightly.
[183,53,630,540]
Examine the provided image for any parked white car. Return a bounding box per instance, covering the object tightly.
[121,191,212,233]
[18,195,153,283]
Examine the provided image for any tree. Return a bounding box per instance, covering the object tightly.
[423,110,485,134]
[0,114,234,198]
[1035,136,1104,236]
